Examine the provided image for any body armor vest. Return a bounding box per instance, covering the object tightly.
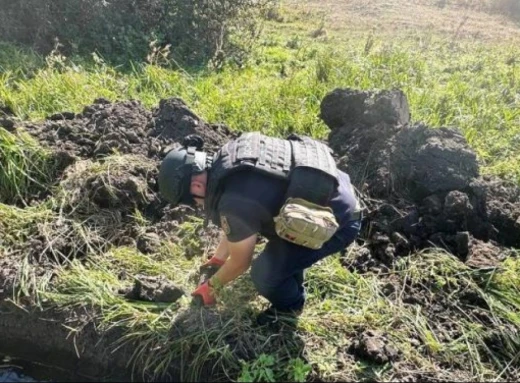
[205,132,339,226]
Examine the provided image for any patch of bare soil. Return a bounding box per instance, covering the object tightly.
[20,97,232,162]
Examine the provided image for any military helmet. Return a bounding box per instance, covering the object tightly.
[158,136,209,206]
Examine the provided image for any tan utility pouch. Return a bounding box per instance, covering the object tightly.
[274,198,339,250]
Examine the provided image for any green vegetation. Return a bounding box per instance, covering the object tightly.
[33,239,520,381]
[0,0,272,67]
[0,129,56,205]
[1,31,519,182]
[1,1,520,382]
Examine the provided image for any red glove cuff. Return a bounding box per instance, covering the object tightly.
[192,281,216,306]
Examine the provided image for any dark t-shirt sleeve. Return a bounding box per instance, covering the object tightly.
[217,193,264,242]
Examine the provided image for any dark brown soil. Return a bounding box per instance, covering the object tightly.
[0,104,15,131]
[0,301,134,381]
[18,97,231,163]
[119,275,185,303]
[150,98,236,152]
[323,88,520,264]
[348,330,400,364]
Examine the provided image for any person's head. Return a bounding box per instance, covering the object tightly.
[158,144,209,207]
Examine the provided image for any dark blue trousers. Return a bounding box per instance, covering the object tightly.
[250,219,362,311]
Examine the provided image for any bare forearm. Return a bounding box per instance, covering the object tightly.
[212,257,250,286]
[213,232,230,260]
[211,234,257,287]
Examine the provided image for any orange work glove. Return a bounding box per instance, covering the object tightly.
[198,256,225,285]
[191,280,216,306]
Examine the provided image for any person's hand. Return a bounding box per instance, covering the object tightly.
[198,256,225,285]
[191,280,216,306]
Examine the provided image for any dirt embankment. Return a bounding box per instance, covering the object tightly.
[1,89,519,380]
[0,98,230,380]
[1,98,229,299]
[322,89,520,269]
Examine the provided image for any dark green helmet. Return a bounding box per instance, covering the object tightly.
[158,142,209,206]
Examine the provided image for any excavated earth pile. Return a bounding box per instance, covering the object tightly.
[22,97,231,160]
[0,98,230,379]
[322,88,520,268]
[0,89,519,381]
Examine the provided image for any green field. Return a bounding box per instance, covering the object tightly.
[1,1,520,382]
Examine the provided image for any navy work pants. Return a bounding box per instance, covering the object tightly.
[250,219,362,312]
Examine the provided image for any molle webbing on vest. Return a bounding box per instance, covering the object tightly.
[204,132,339,226]
[231,132,292,177]
[290,136,338,179]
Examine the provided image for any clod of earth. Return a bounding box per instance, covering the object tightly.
[120,275,185,303]
[150,98,236,152]
[348,330,400,364]
[137,232,162,255]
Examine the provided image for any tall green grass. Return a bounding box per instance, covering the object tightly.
[0,128,57,204]
[1,34,519,182]
[42,242,520,382]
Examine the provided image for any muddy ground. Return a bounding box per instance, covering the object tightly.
[1,89,519,381]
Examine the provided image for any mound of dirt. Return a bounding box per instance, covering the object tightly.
[21,99,154,160]
[2,95,235,256]
[150,98,235,152]
[59,155,158,213]
[19,97,231,164]
[322,88,520,262]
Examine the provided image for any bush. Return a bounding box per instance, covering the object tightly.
[0,0,274,67]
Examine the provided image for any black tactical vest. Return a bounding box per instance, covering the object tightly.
[205,132,339,226]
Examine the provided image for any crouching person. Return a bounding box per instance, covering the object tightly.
[158,132,362,325]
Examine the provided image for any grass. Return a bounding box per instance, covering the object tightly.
[0,128,57,205]
[0,202,52,242]
[1,32,519,182]
[31,239,520,381]
[1,1,520,382]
